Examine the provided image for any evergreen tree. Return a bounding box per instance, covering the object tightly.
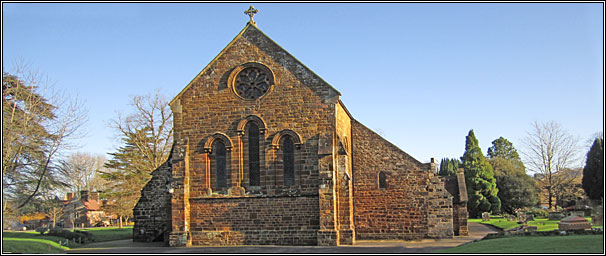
[582,138,603,200]
[487,137,521,161]
[487,137,538,214]
[101,128,153,228]
[490,157,539,214]
[438,158,460,176]
[461,130,501,217]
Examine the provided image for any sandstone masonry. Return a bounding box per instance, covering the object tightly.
[133,22,468,247]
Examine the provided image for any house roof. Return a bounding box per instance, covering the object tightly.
[82,200,101,211]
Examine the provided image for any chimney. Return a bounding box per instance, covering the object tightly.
[80,190,88,201]
[89,191,99,202]
[66,193,73,201]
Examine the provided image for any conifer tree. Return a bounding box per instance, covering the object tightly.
[438,158,460,176]
[461,130,501,217]
[582,137,603,200]
[101,128,153,228]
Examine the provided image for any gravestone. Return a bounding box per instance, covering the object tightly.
[548,211,563,220]
[482,212,491,221]
[558,216,591,231]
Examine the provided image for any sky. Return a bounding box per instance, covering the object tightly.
[2,2,604,168]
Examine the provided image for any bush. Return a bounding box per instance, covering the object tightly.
[74,230,93,241]
[527,208,549,218]
[35,226,49,235]
[46,228,92,243]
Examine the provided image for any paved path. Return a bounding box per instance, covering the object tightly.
[67,222,500,254]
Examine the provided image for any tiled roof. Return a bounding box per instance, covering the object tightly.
[82,200,101,211]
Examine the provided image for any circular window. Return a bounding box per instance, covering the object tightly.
[230,63,274,100]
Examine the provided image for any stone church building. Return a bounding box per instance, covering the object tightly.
[133,11,468,247]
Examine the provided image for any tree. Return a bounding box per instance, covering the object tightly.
[108,90,173,171]
[58,152,107,193]
[461,130,500,218]
[521,121,581,210]
[2,66,87,211]
[41,195,64,229]
[487,137,521,161]
[487,137,538,214]
[582,137,603,201]
[489,157,539,214]
[101,129,152,228]
[438,158,460,177]
[102,91,173,228]
[552,167,585,208]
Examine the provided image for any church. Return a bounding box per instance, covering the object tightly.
[133,7,468,247]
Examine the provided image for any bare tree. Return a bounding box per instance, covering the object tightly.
[59,152,107,193]
[521,121,581,210]
[2,63,87,210]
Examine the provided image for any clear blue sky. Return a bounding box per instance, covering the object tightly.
[3,2,603,165]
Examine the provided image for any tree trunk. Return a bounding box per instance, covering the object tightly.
[547,187,553,210]
[119,215,123,228]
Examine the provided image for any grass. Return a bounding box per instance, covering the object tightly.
[470,216,600,231]
[2,237,70,253]
[79,226,133,242]
[437,234,604,253]
[2,226,133,253]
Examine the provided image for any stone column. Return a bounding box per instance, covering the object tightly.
[455,168,469,236]
[317,133,338,245]
[336,154,355,245]
[169,139,191,247]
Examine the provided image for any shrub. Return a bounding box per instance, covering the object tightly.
[46,228,91,243]
[35,226,49,235]
[74,230,93,241]
[527,208,549,218]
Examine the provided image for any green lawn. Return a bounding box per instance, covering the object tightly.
[470,216,599,231]
[2,226,133,253]
[79,227,133,242]
[437,234,604,253]
[2,237,70,253]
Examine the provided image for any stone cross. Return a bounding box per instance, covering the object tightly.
[244,5,259,26]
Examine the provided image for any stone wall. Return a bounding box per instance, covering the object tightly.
[133,158,172,242]
[351,120,454,240]
[444,169,469,236]
[189,195,319,245]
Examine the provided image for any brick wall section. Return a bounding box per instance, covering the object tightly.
[133,158,172,242]
[351,120,454,240]
[189,195,319,245]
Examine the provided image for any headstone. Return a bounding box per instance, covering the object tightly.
[558,215,592,231]
[548,211,563,220]
[482,212,490,221]
[592,200,603,226]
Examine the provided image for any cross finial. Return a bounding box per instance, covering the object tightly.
[244,5,259,26]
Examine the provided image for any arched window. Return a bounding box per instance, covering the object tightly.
[378,171,388,189]
[248,123,260,186]
[281,136,295,186]
[212,140,227,189]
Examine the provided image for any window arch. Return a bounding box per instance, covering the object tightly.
[281,136,295,186]
[378,171,388,189]
[247,123,260,186]
[212,140,228,190]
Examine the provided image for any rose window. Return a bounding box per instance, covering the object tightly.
[234,67,271,100]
